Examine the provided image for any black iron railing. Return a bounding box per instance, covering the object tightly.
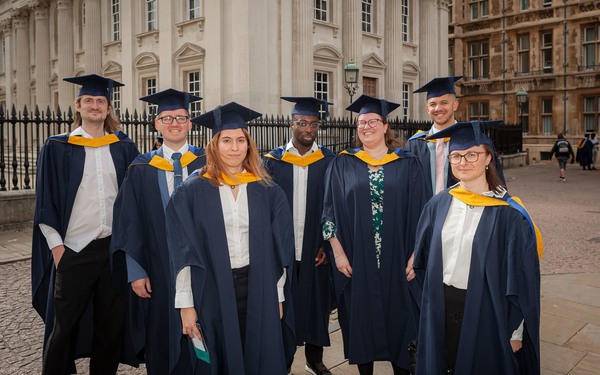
[0,104,522,191]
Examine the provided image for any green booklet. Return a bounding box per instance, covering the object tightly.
[191,323,210,364]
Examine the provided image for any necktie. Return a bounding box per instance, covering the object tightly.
[435,139,445,194]
[172,152,183,189]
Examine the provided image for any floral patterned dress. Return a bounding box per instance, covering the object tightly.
[323,165,384,268]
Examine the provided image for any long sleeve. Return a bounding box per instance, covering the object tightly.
[174,266,194,308]
[125,253,149,283]
[39,224,63,250]
[277,268,287,302]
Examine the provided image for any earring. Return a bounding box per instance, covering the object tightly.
[486,165,489,170]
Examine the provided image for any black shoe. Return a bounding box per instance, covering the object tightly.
[592,167,598,170]
[305,362,332,375]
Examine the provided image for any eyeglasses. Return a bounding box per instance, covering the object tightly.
[294,121,320,129]
[357,119,383,129]
[157,116,190,125]
[448,151,486,164]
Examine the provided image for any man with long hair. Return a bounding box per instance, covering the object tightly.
[32,74,139,374]
[407,76,504,194]
[111,89,205,374]
[263,97,336,375]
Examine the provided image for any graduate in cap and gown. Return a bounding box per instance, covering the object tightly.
[406,76,505,194]
[408,120,542,375]
[110,89,205,374]
[166,102,295,374]
[31,74,140,374]
[321,95,431,375]
[263,97,336,375]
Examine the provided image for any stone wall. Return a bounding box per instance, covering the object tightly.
[0,191,35,231]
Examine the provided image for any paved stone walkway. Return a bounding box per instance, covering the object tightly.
[0,160,599,374]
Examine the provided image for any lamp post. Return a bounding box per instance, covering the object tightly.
[344,59,360,124]
[516,89,528,132]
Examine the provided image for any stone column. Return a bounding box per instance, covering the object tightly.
[0,21,14,109]
[13,14,30,110]
[418,0,438,119]
[342,0,363,107]
[33,4,51,111]
[84,0,102,74]
[384,0,403,103]
[291,0,313,96]
[57,0,74,110]
[437,0,449,75]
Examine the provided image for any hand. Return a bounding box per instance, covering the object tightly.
[334,252,352,278]
[51,245,66,269]
[315,247,329,267]
[131,277,152,298]
[279,302,283,320]
[181,307,201,340]
[406,252,416,282]
[510,340,522,353]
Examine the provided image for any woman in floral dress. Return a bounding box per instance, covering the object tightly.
[322,95,431,375]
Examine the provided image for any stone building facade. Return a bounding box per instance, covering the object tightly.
[0,0,449,122]
[449,0,600,160]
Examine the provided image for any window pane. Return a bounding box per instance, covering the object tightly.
[584,97,595,112]
[481,42,489,55]
[521,0,529,11]
[520,52,529,72]
[481,1,489,18]
[584,115,596,132]
[449,45,453,59]
[470,59,479,77]
[542,116,552,135]
[543,50,552,68]
[542,99,552,113]
[519,35,529,50]
[481,57,489,77]
[470,43,478,57]
[585,27,595,43]
[470,103,479,116]
[585,44,595,68]
[481,102,489,116]
[542,32,552,47]
[470,3,478,20]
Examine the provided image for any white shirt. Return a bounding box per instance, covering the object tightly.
[39,127,118,252]
[440,184,523,340]
[162,142,191,196]
[431,124,450,155]
[175,177,286,308]
[285,139,319,261]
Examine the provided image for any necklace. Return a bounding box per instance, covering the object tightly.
[230,185,236,189]
[368,150,388,160]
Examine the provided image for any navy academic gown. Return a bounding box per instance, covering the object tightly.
[405,128,506,193]
[576,138,593,167]
[31,131,139,365]
[412,187,541,375]
[165,172,295,375]
[263,146,336,353]
[110,145,206,373]
[321,148,431,368]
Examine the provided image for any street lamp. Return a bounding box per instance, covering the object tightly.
[516,89,528,132]
[344,59,360,124]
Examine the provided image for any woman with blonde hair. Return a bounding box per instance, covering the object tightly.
[165,102,295,375]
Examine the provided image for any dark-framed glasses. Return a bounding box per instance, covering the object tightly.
[294,120,320,129]
[357,119,383,129]
[157,115,190,125]
[448,151,486,164]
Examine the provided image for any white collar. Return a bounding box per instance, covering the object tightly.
[161,142,189,162]
[285,139,319,157]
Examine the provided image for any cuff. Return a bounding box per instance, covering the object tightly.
[511,320,524,341]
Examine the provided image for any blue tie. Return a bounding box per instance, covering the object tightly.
[172,152,183,189]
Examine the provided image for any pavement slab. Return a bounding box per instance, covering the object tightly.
[540,341,586,374]
[565,324,600,356]
[541,274,600,309]
[569,353,600,375]
[541,297,600,327]
[540,312,586,346]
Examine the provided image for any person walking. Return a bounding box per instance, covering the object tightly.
[322,95,430,375]
[409,121,542,375]
[31,74,140,374]
[110,89,205,374]
[264,97,336,375]
[576,133,594,170]
[548,133,575,182]
[166,102,295,374]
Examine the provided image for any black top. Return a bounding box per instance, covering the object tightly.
[549,139,574,159]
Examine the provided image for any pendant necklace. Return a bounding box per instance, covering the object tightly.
[231,185,236,189]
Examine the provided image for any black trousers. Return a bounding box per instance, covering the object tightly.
[42,237,127,375]
[444,284,468,374]
[233,265,249,355]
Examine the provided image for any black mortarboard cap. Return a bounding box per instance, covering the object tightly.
[191,102,262,133]
[281,97,333,118]
[427,120,504,152]
[63,74,124,101]
[140,89,202,115]
[413,76,464,100]
[345,95,400,119]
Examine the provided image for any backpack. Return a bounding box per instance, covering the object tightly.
[557,140,569,154]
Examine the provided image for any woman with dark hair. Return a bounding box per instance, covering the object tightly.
[408,121,542,375]
[165,102,295,375]
[322,95,430,375]
[548,133,574,182]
